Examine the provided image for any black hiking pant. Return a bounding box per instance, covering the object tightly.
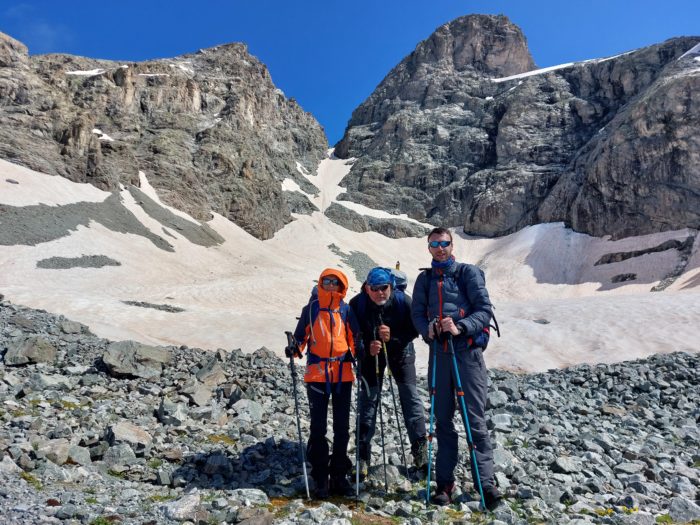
[306,381,352,484]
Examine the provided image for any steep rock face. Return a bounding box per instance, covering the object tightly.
[0,33,327,239]
[335,14,700,239]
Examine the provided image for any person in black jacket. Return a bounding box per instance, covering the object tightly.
[411,227,501,510]
[349,267,427,479]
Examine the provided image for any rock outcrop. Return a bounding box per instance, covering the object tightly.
[0,32,327,239]
[335,15,700,239]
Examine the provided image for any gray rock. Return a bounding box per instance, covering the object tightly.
[162,493,202,521]
[232,399,264,422]
[67,446,91,466]
[4,336,57,365]
[228,488,269,505]
[59,321,83,334]
[181,379,213,407]
[324,202,429,238]
[108,421,152,453]
[196,358,227,387]
[157,397,189,426]
[102,443,136,467]
[0,454,21,474]
[102,340,170,379]
[38,438,70,465]
[668,496,700,523]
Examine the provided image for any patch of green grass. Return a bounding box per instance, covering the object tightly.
[693,460,700,468]
[89,518,115,525]
[147,458,163,469]
[509,498,528,518]
[149,494,176,502]
[349,513,395,525]
[655,515,673,524]
[20,471,42,490]
[594,507,614,517]
[85,497,98,504]
[207,434,236,446]
[106,469,126,479]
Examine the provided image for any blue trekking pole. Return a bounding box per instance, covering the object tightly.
[446,334,486,510]
[425,328,439,505]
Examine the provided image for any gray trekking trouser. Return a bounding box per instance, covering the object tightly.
[429,341,495,489]
[358,362,426,461]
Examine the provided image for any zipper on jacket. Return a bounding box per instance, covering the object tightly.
[437,272,447,351]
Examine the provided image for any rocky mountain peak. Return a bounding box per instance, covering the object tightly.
[335,13,700,241]
[0,31,28,67]
[411,14,535,76]
[0,34,327,240]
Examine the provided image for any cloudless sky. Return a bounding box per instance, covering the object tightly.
[1,1,698,144]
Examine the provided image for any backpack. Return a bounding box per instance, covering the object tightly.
[419,264,500,349]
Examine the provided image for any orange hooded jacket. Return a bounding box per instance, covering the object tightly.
[293,268,359,385]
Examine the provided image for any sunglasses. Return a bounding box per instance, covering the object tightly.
[429,240,452,248]
[369,284,389,292]
[321,277,340,286]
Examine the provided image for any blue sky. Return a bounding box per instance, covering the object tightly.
[1,1,698,144]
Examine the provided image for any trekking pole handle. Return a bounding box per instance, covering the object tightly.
[284,331,303,359]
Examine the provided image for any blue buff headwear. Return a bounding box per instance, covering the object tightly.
[366,267,395,288]
[431,256,455,270]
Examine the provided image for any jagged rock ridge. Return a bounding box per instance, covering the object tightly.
[0,32,327,240]
[335,14,700,240]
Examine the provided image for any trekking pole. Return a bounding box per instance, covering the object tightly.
[447,334,486,510]
[375,348,389,492]
[355,347,362,499]
[425,330,438,505]
[284,331,310,500]
[378,314,408,473]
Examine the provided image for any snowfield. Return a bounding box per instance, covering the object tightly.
[0,154,698,373]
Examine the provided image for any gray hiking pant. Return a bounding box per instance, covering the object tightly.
[358,350,426,461]
[428,341,495,489]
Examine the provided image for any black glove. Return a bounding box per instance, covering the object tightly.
[285,344,302,359]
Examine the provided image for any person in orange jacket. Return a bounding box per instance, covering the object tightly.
[291,268,361,498]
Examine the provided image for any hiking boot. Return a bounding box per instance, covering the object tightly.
[313,477,329,499]
[483,485,502,511]
[432,482,454,506]
[329,474,354,497]
[412,437,428,470]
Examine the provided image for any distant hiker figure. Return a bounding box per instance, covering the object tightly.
[291,268,360,498]
[349,267,428,481]
[411,227,501,510]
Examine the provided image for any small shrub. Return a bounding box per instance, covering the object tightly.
[20,471,42,490]
[207,434,236,446]
[147,458,163,469]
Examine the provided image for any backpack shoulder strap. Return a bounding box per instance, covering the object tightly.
[456,263,501,338]
[392,289,408,319]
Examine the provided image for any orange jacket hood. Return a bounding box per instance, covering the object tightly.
[317,268,349,309]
